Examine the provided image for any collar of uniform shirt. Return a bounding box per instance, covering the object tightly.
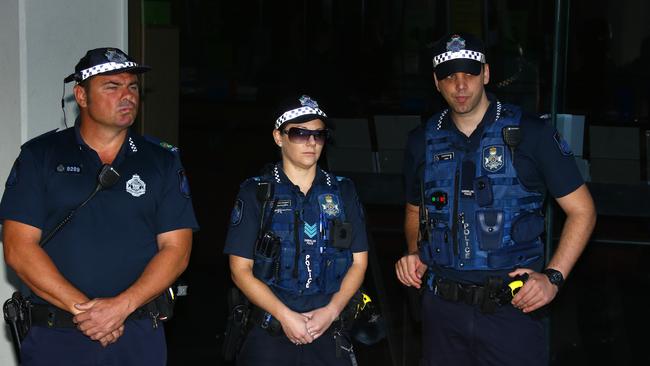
[274,162,330,188]
[440,92,499,140]
[73,118,138,157]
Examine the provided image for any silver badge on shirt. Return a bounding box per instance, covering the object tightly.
[126,174,146,197]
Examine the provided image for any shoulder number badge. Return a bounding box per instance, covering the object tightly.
[483,145,505,173]
[126,174,146,197]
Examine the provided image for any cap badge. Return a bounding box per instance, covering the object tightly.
[105,49,128,63]
[299,95,319,109]
[446,35,466,52]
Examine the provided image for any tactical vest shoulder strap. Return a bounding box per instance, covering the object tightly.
[253,177,278,235]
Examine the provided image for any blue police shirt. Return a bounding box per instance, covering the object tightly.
[0,122,199,302]
[224,164,368,312]
[403,94,584,284]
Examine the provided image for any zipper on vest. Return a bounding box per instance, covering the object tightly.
[293,209,301,278]
[452,168,460,257]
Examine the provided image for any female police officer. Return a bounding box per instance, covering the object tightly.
[224,95,368,365]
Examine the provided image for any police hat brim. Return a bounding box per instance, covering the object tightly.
[276,114,330,131]
[65,65,152,84]
[434,59,483,80]
[103,65,152,76]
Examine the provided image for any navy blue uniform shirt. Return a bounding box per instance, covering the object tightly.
[403,94,584,284]
[0,122,199,302]
[224,164,368,312]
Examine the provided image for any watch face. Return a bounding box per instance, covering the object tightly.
[544,269,564,287]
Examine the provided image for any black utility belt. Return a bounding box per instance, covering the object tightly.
[249,305,345,336]
[30,303,151,329]
[248,306,282,336]
[430,276,509,314]
[432,277,489,305]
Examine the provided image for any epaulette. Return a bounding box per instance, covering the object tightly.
[21,128,59,148]
[240,176,262,188]
[143,134,180,155]
[500,106,517,118]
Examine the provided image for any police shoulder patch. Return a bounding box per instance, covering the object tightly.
[230,199,244,226]
[6,158,20,187]
[178,169,191,198]
[553,131,573,156]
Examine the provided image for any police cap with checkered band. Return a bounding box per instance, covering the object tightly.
[274,94,328,130]
[64,47,151,84]
[432,33,486,79]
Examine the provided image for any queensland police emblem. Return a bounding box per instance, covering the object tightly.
[178,169,191,198]
[126,174,146,197]
[446,35,466,52]
[230,199,243,226]
[299,95,319,108]
[483,145,504,172]
[319,194,340,218]
[105,49,127,63]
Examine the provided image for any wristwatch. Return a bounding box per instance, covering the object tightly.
[542,268,564,289]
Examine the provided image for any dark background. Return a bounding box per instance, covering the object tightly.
[134,1,650,364]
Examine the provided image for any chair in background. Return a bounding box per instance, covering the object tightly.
[374,115,422,174]
[326,118,377,173]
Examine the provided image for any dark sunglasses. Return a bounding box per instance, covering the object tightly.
[281,127,329,144]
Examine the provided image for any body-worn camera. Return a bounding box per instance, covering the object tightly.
[330,220,353,249]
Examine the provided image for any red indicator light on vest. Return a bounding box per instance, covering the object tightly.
[430,191,448,209]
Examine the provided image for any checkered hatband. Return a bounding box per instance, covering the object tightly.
[274,107,327,129]
[432,50,486,68]
[79,61,139,81]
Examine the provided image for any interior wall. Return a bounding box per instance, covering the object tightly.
[0,1,128,364]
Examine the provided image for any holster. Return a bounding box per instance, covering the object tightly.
[3,291,31,361]
[222,287,250,361]
[479,277,503,314]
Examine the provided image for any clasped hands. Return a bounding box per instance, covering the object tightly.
[281,306,338,346]
[72,297,132,347]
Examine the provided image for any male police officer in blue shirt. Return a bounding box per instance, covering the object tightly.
[0,48,198,365]
[395,33,596,365]
[225,95,368,365]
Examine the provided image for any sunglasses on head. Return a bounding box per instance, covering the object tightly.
[281,127,329,144]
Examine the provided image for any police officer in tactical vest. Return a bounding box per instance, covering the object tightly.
[395,33,597,365]
[224,95,369,365]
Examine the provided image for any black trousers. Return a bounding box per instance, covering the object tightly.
[237,325,354,366]
[20,319,166,366]
[421,290,547,366]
